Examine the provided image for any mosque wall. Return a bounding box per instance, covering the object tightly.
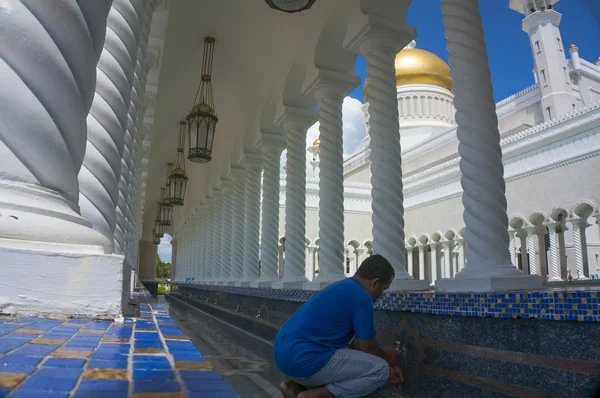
[343,164,371,183]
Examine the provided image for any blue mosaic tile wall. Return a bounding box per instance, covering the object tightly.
[175,283,600,323]
[0,292,240,397]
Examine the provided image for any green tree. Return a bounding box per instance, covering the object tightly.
[156,257,171,279]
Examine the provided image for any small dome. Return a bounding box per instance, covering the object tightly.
[312,138,320,146]
[191,103,215,115]
[364,44,452,101]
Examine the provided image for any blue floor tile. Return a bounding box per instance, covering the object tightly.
[133,369,176,381]
[10,389,69,398]
[184,379,238,393]
[0,338,29,354]
[73,392,128,398]
[0,366,37,374]
[76,380,128,393]
[90,352,128,361]
[0,324,25,333]
[134,331,160,340]
[42,358,86,368]
[180,370,223,380]
[11,344,58,357]
[0,388,10,398]
[19,376,79,392]
[88,359,128,369]
[0,354,44,367]
[134,380,181,393]
[189,391,240,398]
[135,340,164,349]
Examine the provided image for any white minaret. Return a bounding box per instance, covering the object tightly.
[510,0,576,121]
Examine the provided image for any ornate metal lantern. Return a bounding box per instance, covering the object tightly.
[152,228,161,245]
[154,205,164,238]
[265,0,316,13]
[168,122,188,206]
[159,187,172,226]
[187,37,218,163]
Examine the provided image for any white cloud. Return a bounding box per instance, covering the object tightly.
[280,97,367,176]
[157,233,172,262]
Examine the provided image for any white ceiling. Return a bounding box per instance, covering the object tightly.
[141,0,414,239]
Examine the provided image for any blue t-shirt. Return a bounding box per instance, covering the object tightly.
[273,278,376,378]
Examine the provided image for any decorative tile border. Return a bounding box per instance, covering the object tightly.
[175,283,600,323]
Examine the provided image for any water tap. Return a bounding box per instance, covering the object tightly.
[255,311,262,318]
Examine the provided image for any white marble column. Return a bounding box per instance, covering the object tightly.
[570,219,589,280]
[230,167,248,285]
[508,230,518,267]
[535,228,548,278]
[272,110,316,289]
[306,246,317,281]
[405,247,414,277]
[170,238,178,281]
[241,154,263,286]
[546,224,562,281]
[218,179,235,285]
[429,243,438,286]
[517,232,529,275]
[204,197,216,282]
[456,239,465,272]
[418,245,426,281]
[198,205,209,282]
[355,26,427,291]
[78,0,148,249]
[442,241,452,279]
[304,73,359,290]
[355,248,365,273]
[211,187,224,284]
[436,0,541,291]
[526,229,538,276]
[253,136,285,288]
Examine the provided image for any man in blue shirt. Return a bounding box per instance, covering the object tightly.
[274,255,403,398]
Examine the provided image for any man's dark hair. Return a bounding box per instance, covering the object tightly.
[356,254,395,284]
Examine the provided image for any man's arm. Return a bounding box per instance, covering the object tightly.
[350,337,398,366]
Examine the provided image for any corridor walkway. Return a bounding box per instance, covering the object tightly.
[0,289,239,397]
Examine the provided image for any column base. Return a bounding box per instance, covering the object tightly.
[249,278,280,288]
[233,279,255,287]
[387,278,430,292]
[435,275,544,292]
[224,280,240,286]
[0,243,124,318]
[271,276,308,290]
[303,275,346,291]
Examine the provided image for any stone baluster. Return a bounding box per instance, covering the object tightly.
[272,109,317,289]
[569,219,589,280]
[231,167,248,285]
[546,223,562,281]
[305,72,359,290]
[429,243,438,286]
[252,135,285,288]
[241,154,263,286]
[218,179,235,285]
[78,0,149,249]
[437,0,541,291]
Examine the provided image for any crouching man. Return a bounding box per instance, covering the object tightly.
[274,254,403,398]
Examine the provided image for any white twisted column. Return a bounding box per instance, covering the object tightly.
[437,0,541,291]
[355,248,364,271]
[305,74,359,290]
[0,0,112,250]
[456,240,465,272]
[230,167,247,285]
[241,156,263,286]
[205,199,218,282]
[211,188,224,284]
[272,110,316,289]
[358,33,426,291]
[418,246,425,280]
[442,241,452,279]
[535,229,548,278]
[191,218,201,282]
[547,224,562,281]
[78,0,146,249]
[198,207,209,282]
[508,230,518,267]
[406,247,414,277]
[252,137,285,288]
[429,243,438,286]
[570,219,588,280]
[526,229,538,275]
[219,181,235,285]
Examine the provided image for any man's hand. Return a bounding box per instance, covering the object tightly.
[388,366,404,385]
[383,347,399,366]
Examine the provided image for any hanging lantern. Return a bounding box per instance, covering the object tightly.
[152,228,161,245]
[187,36,218,163]
[168,122,188,206]
[159,187,173,226]
[154,205,165,238]
[165,162,174,205]
[265,0,316,13]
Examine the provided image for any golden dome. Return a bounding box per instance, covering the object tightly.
[191,103,215,115]
[364,47,452,101]
[312,138,320,146]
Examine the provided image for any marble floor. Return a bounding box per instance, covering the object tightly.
[0,290,239,397]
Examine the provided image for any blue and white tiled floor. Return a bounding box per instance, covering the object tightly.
[0,291,240,397]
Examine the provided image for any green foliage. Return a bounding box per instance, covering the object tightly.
[157,285,169,295]
[156,257,171,279]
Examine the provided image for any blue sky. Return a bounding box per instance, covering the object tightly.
[349,0,600,102]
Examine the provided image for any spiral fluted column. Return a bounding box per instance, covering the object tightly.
[570,219,588,280]
[272,110,316,289]
[443,242,452,279]
[241,156,263,286]
[418,246,425,281]
[429,243,438,285]
[526,229,537,275]
[406,248,414,277]
[457,240,465,272]
[437,0,541,291]
[205,200,217,282]
[547,224,562,281]
[211,188,224,284]
[230,167,248,286]
[198,209,209,281]
[508,230,518,267]
[78,0,145,250]
[358,33,426,291]
[0,0,114,250]
[305,75,358,290]
[218,180,235,284]
[252,138,285,288]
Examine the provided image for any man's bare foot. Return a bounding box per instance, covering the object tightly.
[280,380,303,398]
